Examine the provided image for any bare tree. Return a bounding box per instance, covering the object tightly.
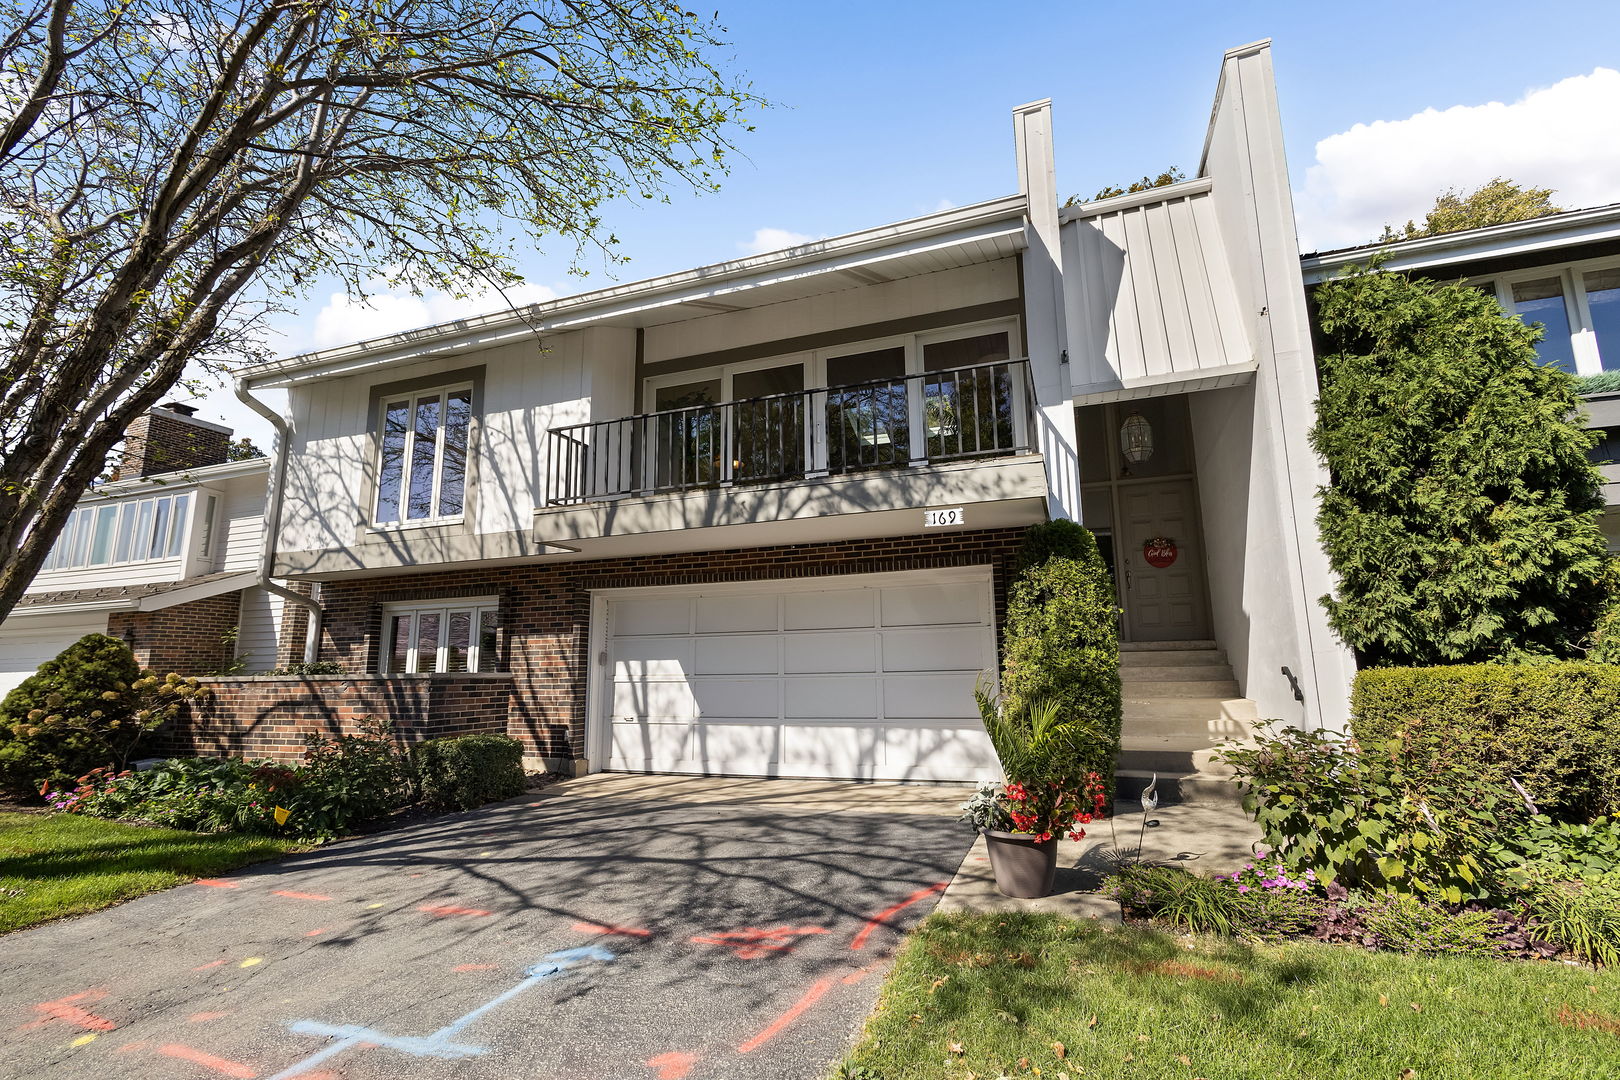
[0,0,755,620]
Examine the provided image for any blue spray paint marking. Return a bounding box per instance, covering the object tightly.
[265,945,616,1079]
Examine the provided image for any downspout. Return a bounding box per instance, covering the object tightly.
[234,377,323,664]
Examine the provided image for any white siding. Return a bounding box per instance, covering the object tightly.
[0,614,108,695]
[235,585,285,673]
[1062,186,1252,396]
[218,477,269,574]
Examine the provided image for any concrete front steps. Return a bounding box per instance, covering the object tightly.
[1116,640,1253,806]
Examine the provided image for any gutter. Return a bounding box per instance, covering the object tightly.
[233,379,323,664]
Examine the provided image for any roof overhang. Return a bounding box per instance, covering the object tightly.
[1300,203,1620,283]
[12,571,256,618]
[243,195,1029,389]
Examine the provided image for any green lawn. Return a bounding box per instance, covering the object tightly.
[840,912,1620,1080]
[0,811,301,934]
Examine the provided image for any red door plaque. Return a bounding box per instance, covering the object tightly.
[1143,537,1177,568]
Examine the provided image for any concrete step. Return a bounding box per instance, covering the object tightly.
[1120,680,1241,699]
[1116,768,1245,808]
[1123,696,1260,725]
[1122,716,1254,742]
[1119,741,1240,778]
[1120,648,1226,667]
[1120,639,1218,652]
[1120,663,1235,683]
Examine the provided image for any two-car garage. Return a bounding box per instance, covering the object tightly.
[592,568,1000,782]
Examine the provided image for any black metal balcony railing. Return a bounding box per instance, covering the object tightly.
[546,358,1035,506]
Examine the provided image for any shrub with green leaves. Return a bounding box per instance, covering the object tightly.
[293,719,412,836]
[1523,869,1620,969]
[1351,663,1620,822]
[1102,864,1320,937]
[999,523,1121,788]
[1356,893,1507,957]
[412,733,526,812]
[1311,264,1609,665]
[0,634,206,796]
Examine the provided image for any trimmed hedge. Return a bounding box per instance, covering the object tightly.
[411,734,526,812]
[1350,663,1620,822]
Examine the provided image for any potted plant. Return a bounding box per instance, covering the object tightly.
[961,689,1107,898]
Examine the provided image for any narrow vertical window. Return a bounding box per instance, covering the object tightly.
[148,497,171,559]
[388,614,412,673]
[69,507,93,566]
[133,500,154,560]
[376,399,410,523]
[406,395,441,520]
[439,390,472,517]
[89,505,118,565]
[167,493,191,557]
[445,610,472,673]
[1512,277,1576,373]
[413,612,442,673]
[477,611,499,673]
[199,495,218,558]
[1585,268,1620,371]
[113,502,135,563]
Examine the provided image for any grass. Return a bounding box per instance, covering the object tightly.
[0,811,301,934]
[838,912,1620,1080]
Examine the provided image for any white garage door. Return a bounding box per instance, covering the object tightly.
[596,569,1000,782]
[0,615,108,697]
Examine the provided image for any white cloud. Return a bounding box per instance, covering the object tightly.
[309,280,559,351]
[737,227,815,256]
[1294,68,1620,251]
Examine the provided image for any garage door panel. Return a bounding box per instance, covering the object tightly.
[611,598,690,636]
[782,724,882,770]
[0,617,107,695]
[883,672,980,719]
[784,675,880,719]
[881,627,993,672]
[611,679,696,721]
[784,589,876,631]
[611,638,694,680]
[692,677,779,719]
[880,583,981,627]
[609,720,693,764]
[690,722,779,766]
[696,594,777,634]
[695,635,778,676]
[784,631,876,674]
[887,725,999,771]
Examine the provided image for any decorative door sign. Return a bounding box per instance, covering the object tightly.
[1143,536,1177,568]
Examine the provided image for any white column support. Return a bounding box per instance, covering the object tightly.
[1014,99,1082,522]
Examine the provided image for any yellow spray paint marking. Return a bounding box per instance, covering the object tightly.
[366,903,383,909]
[239,957,262,968]
[70,1035,96,1047]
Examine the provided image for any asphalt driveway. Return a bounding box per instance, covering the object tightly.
[0,774,972,1080]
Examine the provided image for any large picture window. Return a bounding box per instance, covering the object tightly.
[375,385,473,524]
[41,492,193,572]
[382,599,499,674]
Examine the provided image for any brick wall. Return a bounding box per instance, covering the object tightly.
[108,590,241,675]
[297,528,1027,763]
[165,673,513,761]
[111,407,231,480]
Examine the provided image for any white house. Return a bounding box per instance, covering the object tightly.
[0,404,289,692]
[191,40,1354,795]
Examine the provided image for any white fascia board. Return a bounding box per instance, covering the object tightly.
[91,457,270,499]
[242,195,1029,389]
[134,572,257,612]
[1300,204,1620,283]
[8,599,136,617]
[1058,177,1215,222]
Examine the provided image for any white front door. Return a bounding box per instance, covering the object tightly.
[594,569,1000,782]
[1120,480,1210,642]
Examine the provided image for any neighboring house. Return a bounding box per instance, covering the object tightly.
[214,39,1353,793]
[1300,202,1620,546]
[0,404,288,693]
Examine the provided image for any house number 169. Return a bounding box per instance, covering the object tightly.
[924,507,965,528]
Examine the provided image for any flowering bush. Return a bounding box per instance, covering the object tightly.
[957,774,1108,843]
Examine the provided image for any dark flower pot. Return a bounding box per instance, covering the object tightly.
[983,829,1058,898]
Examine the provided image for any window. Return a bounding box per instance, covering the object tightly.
[1585,269,1620,371]
[375,385,473,524]
[1511,278,1577,373]
[41,492,193,572]
[382,599,499,673]
[1486,261,1620,375]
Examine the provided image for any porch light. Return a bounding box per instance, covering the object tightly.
[1119,413,1154,465]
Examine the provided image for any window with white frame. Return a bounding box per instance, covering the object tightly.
[381,599,499,673]
[375,384,473,524]
[40,492,193,572]
[1476,260,1620,375]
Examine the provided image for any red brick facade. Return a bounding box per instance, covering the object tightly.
[108,591,241,675]
[166,673,513,761]
[111,407,231,480]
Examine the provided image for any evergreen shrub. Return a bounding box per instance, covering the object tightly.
[412,733,526,811]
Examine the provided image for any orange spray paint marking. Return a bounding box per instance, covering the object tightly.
[646,1050,699,1079]
[304,927,330,937]
[737,977,837,1053]
[572,921,652,938]
[272,890,331,901]
[158,1043,256,1078]
[114,1041,149,1055]
[451,963,499,972]
[849,882,948,951]
[417,904,493,917]
[24,989,117,1032]
[191,960,227,971]
[689,925,828,959]
[188,1011,231,1023]
[842,966,875,985]
[194,879,239,889]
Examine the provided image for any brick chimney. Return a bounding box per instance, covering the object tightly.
[111,402,233,480]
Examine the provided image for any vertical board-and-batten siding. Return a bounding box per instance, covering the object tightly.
[235,586,285,672]
[1063,185,1251,394]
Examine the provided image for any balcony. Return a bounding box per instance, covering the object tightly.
[536,358,1049,555]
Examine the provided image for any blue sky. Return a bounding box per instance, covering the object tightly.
[200,0,1620,443]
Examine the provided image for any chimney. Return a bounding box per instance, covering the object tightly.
[112,402,233,480]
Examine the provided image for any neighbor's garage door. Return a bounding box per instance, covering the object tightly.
[598,570,1000,782]
[0,614,108,696]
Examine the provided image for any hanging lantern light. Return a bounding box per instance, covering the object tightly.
[1119,412,1154,465]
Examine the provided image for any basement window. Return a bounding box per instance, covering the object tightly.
[381,598,499,674]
